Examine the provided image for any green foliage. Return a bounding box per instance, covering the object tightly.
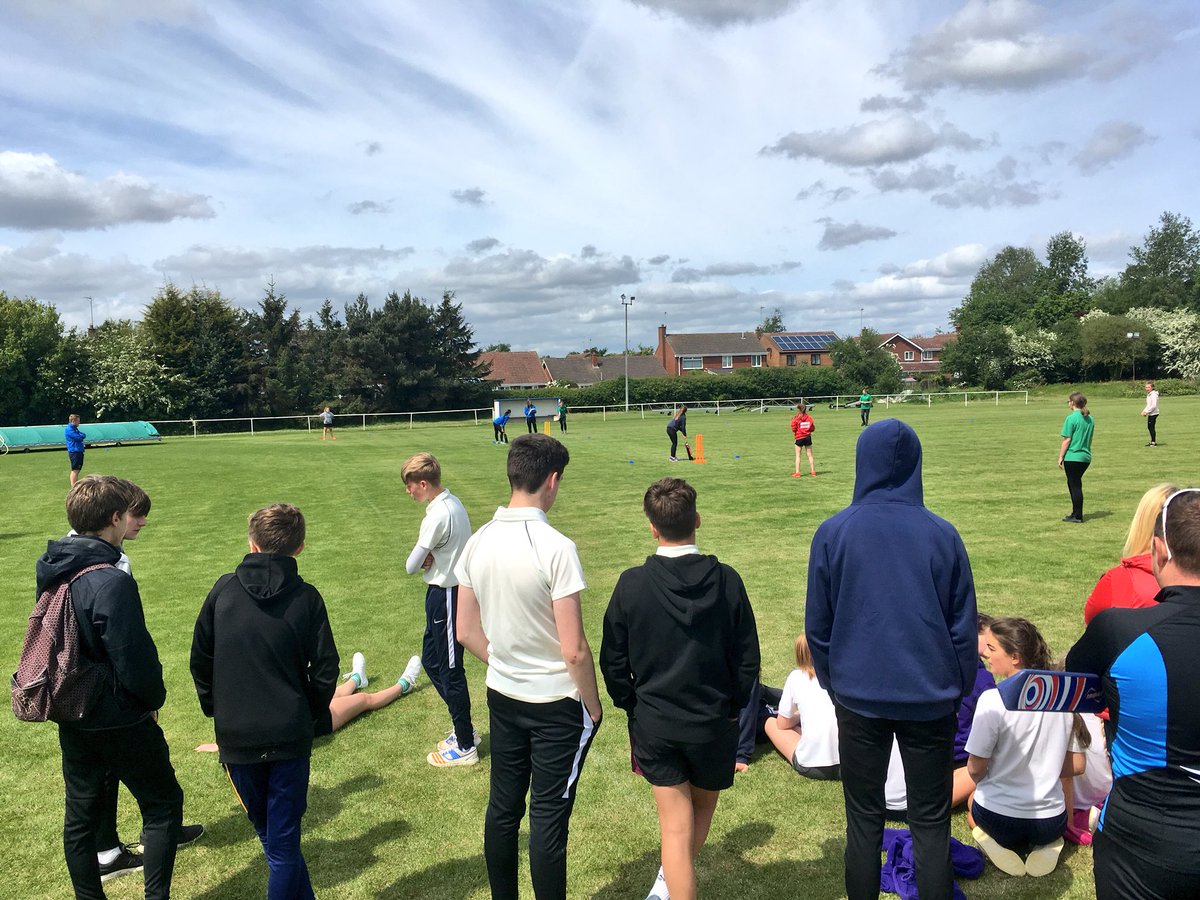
[0,291,76,424]
[756,307,785,335]
[483,342,511,352]
[1081,314,1157,380]
[83,320,184,418]
[828,328,903,393]
[939,326,1013,390]
[950,245,1047,331]
[1122,211,1200,311]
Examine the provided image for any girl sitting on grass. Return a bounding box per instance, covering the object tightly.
[764,634,840,780]
[965,618,1085,878]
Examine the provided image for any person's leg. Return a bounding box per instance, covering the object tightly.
[835,705,892,900]
[107,719,183,900]
[441,586,475,751]
[951,765,975,808]
[894,714,956,900]
[59,727,108,900]
[263,758,315,900]
[527,697,599,900]
[668,428,679,458]
[484,689,532,900]
[1064,460,1088,520]
[330,680,406,731]
[735,679,762,769]
[95,769,122,857]
[794,443,802,475]
[1147,415,1157,444]
[806,445,816,475]
[763,718,802,763]
[653,783,697,900]
[422,585,450,707]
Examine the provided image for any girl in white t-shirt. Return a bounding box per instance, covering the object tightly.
[966,618,1084,878]
[764,634,840,780]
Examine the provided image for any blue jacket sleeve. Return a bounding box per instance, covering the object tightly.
[805,528,834,692]
[949,533,979,697]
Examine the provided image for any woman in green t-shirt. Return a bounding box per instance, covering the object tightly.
[1058,391,1094,523]
[858,389,874,427]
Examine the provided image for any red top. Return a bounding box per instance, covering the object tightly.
[1083,553,1160,624]
[791,413,814,439]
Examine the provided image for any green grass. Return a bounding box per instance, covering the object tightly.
[1,395,1196,899]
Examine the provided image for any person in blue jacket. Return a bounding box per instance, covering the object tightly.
[65,413,86,486]
[806,418,978,900]
[523,400,537,434]
[493,409,511,444]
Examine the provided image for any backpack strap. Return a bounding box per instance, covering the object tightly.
[64,563,116,655]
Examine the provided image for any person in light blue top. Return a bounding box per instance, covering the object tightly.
[493,409,511,444]
[65,413,86,486]
[1058,391,1094,524]
[524,400,537,434]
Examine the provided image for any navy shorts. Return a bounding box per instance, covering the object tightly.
[68,451,84,471]
[630,717,736,791]
[794,437,812,447]
[972,800,1066,856]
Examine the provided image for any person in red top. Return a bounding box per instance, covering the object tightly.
[1083,482,1177,624]
[790,402,816,478]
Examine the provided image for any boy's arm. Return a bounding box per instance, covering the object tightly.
[599,582,635,712]
[804,531,834,691]
[455,585,489,663]
[190,589,217,717]
[405,543,432,575]
[305,592,340,727]
[554,592,602,723]
[949,534,979,697]
[94,575,167,712]
[730,570,761,711]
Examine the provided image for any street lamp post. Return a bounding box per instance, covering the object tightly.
[1127,331,1141,381]
[621,294,635,411]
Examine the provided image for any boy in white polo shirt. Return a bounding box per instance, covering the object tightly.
[402,453,478,767]
[455,434,603,900]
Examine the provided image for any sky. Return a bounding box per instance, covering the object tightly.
[1,0,1198,356]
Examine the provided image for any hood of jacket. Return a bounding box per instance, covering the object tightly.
[36,534,120,593]
[1120,552,1154,575]
[642,553,723,627]
[851,418,923,506]
[235,552,303,602]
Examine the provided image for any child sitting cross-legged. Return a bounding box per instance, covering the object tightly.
[763,634,840,780]
[965,617,1085,878]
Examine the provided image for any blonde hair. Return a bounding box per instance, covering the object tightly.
[1123,483,1179,557]
[401,452,441,486]
[794,633,815,676]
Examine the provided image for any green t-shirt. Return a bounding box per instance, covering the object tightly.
[1060,410,1094,462]
[859,392,873,409]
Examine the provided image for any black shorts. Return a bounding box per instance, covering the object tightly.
[794,437,812,447]
[68,451,84,471]
[630,717,736,791]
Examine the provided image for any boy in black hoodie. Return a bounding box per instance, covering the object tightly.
[38,475,184,899]
[190,503,339,900]
[601,477,759,900]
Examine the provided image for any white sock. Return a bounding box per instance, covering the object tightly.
[97,846,122,865]
[648,866,669,899]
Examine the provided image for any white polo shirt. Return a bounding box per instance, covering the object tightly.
[418,490,471,587]
[454,506,586,703]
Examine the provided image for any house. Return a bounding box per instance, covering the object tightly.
[655,325,768,376]
[757,331,839,368]
[541,354,668,387]
[478,351,551,390]
[878,333,953,380]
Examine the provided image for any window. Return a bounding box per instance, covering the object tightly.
[922,350,934,361]
[810,353,822,366]
[904,350,914,361]
[681,356,702,370]
[786,354,796,366]
[721,355,733,368]
[751,355,763,367]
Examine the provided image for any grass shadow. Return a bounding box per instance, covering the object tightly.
[377,850,488,898]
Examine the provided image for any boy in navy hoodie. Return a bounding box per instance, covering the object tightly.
[191,503,339,900]
[601,477,760,900]
[806,419,977,900]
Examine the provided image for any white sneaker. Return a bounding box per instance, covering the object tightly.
[645,866,669,899]
[1024,838,1064,877]
[972,826,1025,877]
[438,726,482,752]
[344,652,368,689]
[427,744,479,767]
[399,655,422,694]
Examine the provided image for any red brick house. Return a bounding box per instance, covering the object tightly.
[878,333,953,381]
[655,325,768,376]
[757,331,839,368]
[478,351,551,390]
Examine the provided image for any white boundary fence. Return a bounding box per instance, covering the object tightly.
[146,391,1028,437]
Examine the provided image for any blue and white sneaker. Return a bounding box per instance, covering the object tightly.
[427,744,479,767]
[398,655,421,695]
[437,726,482,752]
[343,652,368,689]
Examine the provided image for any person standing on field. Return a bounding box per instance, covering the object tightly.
[524,399,538,434]
[1059,391,1094,524]
[1141,381,1159,447]
[791,402,816,478]
[320,406,336,441]
[65,413,86,486]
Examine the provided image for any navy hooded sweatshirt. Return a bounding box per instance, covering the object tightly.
[805,419,977,720]
[600,552,760,742]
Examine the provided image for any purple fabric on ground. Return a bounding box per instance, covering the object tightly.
[880,828,985,899]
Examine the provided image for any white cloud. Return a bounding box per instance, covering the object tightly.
[450,187,489,206]
[1071,121,1155,175]
[870,163,959,193]
[817,219,898,251]
[763,114,983,167]
[0,152,214,230]
[627,0,801,27]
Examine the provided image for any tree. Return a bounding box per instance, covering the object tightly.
[484,342,511,352]
[577,346,608,357]
[84,320,182,418]
[829,328,903,393]
[0,291,75,424]
[244,280,302,415]
[950,246,1048,331]
[939,326,1013,389]
[1029,232,1094,328]
[1122,211,1200,311]
[1127,306,1200,379]
[1081,314,1157,380]
[756,307,785,335]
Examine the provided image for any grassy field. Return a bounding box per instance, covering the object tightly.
[1,393,1196,899]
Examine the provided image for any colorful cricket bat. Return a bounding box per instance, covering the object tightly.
[685,442,694,460]
[996,670,1104,713]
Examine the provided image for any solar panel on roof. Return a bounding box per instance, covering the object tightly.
[773,334,835,351]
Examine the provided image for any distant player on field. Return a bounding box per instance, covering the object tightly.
[857,389,873,427]
[320,406,336,441]
[65,413,86,486]
[791,402,816,478]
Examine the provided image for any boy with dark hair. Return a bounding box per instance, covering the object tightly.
[191,503,339,900]
[401,452,477,767]
[38,475,184,899]
[65,413,86,486]
[601,477,760,900]
[455,434,602,900]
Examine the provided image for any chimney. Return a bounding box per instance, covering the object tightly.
[589,353,599,367]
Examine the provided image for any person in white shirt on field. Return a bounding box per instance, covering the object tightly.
[1141,381,1159,446]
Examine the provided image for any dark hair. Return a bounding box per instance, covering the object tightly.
[1069,391,1089,416]
[976,612,994,633]
[66,475,137,534]
[507,434,569,493]
[1155,489,1200,577]
[644,477,697,541]
[796,401,808,414]
[1071,713,1092,750]
[987,617,1052,670]
[248,503,306,556]
[125,480,151,517]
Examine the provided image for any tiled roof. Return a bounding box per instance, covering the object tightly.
[599,356,668,379]
[478,351,550,387]
[665,332,770,356]
[910,333,954,350]
[543,355,669,385]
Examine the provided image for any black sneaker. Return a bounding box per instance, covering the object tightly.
[99,848,143,882]
[136,823,205,853]
[1062,515,1083,523]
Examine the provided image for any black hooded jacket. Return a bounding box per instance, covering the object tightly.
[35,534,166,730]
[600,552,760,742]
[190,553,339,765]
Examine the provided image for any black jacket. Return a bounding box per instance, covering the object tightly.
[190,553,339,765]
[600,552,759,742]
[35,534,166,730]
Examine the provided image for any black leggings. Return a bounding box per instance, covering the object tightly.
[1064,460,1089,520]
[667,426,680,457]
[1147,415,1158,443]
[494,425,508,443]
[861,407,871,426]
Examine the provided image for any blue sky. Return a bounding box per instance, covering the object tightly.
[1,0,1197,355]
